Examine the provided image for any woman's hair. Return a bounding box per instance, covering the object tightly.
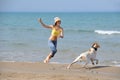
[53,20,61,27]
[53,22,57,26]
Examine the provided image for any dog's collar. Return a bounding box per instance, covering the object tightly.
[92,47,97,51]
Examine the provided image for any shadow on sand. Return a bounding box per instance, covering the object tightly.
[89,66,110,69]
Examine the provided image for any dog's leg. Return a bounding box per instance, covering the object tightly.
[83,60,89,69]
[67,56,81,69]
[67,60,78,69]
[95,59,98,64]
[83,63,88,69]
[90,58,95,65]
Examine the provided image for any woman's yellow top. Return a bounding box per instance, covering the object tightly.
[51,28,61,37]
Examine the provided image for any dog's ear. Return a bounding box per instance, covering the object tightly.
[96,43,100,48]
[92,43,95,47]
[92,42,100,48]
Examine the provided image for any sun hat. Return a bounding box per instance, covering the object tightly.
[54,17,61,23]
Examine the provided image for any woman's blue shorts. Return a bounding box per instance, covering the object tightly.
[48,40,57,57]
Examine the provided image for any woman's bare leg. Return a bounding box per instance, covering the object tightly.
[44,53,52,63]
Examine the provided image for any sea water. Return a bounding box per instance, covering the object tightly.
[0,12,120,66]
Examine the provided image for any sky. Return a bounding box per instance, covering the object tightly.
[0,0,120,12]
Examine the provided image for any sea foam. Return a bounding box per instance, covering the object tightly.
[95,30,120,35]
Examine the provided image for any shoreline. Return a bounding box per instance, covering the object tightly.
[0,61,120,80]
[0,60,120,67]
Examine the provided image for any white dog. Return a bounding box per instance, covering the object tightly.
[67,43,100,69]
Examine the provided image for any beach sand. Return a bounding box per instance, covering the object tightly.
[0,62,120,80]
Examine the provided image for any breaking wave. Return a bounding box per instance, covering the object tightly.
[95,30,120,35]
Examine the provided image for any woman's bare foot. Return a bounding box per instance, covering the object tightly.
[43,60,47,63]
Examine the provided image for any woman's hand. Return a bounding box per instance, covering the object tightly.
[38,18,42,23]
[38,18,52,29]
[59,35,64,38]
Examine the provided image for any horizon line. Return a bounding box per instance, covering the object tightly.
[0,11,120,13]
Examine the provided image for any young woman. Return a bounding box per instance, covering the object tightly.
[38,17,64,63]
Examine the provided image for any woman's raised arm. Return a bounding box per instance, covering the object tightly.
[38,18,52,29]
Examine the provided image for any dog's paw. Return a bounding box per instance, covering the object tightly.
[83,66,89,69]
[96,61,98,64]
[92,62,95,65]
[66,66,70,69]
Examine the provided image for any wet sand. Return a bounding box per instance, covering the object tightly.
[0,62,120,80]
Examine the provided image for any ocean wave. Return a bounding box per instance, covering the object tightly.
[111,61,120,67]
[112,61,120,64]
[95,30,120,35]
